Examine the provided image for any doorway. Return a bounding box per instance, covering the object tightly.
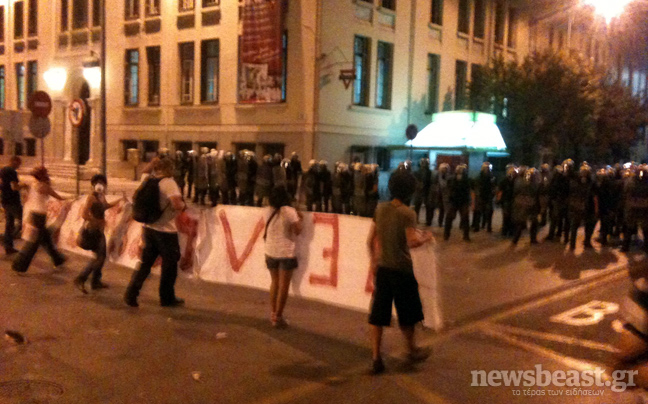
[77,81,91,165]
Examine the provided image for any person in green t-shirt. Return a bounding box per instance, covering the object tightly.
[366,170,434,375]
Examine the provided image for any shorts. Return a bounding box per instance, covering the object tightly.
[369,267,424,327]
[265,255,298,271]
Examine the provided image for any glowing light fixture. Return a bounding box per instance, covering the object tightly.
[83,66,101,89]
[43,67,67,92]
[582,0,633,23]
[405,111,507,151]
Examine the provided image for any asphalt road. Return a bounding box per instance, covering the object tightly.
[2,230,648,403]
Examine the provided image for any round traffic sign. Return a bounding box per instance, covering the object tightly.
[29,116,51,139]
[68,99,86,127]
[406,124,419,141]
[28,91,52,118]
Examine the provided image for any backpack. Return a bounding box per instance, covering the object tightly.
[132,177,164,224]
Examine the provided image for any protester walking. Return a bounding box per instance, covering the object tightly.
[264,186,303,328]
[366,170,432,374]
[73,175,124,294]
[124,157,187,308]
[1,156,25,255]
[12,167,67,273]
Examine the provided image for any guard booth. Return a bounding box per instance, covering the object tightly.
[396,111,510,177]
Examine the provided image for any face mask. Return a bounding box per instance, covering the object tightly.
[94,184,105,194]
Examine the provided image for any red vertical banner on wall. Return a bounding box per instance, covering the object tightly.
[239,0,286,103]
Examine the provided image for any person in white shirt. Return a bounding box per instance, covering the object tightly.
[12,167,67,273]
[264,187,302,328]
[124,157,187,308]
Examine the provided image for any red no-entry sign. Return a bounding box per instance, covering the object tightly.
[28,91,52,118]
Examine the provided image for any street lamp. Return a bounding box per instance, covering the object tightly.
[582,0,634,23]
[43,68,67,92]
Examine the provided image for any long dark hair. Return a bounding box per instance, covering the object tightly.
[264,187,292,241]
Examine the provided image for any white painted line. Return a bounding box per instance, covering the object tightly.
[479,323,608,376]
[487,323,620,353]
[394,376,456,404]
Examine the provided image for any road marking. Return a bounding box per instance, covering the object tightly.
[487,323,620,353]
[255,382,324,404]
[394,376,455,404]
[550,300,619,327]
[418,268,628,348]
[479,323,608,376]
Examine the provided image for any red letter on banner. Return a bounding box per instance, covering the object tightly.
[219,210,264,272]
[309,213,339,287]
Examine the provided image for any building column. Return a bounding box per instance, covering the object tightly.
[63,103,73,162]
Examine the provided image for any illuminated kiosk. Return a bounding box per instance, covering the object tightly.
[402,111,509,175]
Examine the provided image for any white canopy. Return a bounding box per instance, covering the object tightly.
[405,111,507,151]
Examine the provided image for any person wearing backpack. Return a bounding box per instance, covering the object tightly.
[264,186,302,328]
[124,157,187,308]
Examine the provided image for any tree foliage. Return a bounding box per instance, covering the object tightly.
[470,50,647,165]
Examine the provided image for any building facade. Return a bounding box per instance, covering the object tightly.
[0,0,644,178]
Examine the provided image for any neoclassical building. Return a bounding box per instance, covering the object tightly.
[0,0,643,178]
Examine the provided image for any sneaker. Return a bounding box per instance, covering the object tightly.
[73,278,88,294]
[272,317,289,329]
[161,298,185,307]
[370,358,385,375]
[124,295,139,308]
[91,282,109,290]
[407,347,431,364]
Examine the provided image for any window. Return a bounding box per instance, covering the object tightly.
[124,49,139,106]
[203,0,219,7]
[200,39,219,104]
[28,0,37,36]
[381,0,395,11]
[174,141,192,153]
[122,139,138,161]
[430,0,443,25]
[14,142,23,156]
[455,60,467,110]
[179,0,194,12]
[353,35,370,107]
[72,0,88,29]
[473,0,485,39]
[142,140,159,162]
[457,0,469,34]
[14,1,24,39]
[0,139,4,155]
[281,31,287,102]
[27,61,37,101]
[470,63,483,109]
[25,138,36,157]
[125,0,139,20]
[146,46,160,106]
[426,54,440,114]
[261,143,284,157]
[145,0,160,16]
[375,41,393,109]
[92,0,101,26]
[507,7,517,48]
[0,66,4,110]
[61,0,69,31]
[494,1,505,45]
[179,42,194,104]
[0,7,4,42]
[16,64,25,109]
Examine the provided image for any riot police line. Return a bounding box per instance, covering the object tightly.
[402,158,648,253]
[165,148,381,218]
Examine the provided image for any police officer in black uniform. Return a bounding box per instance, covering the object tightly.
[444,164,471,242]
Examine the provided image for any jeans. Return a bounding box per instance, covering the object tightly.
[76,230,106,286]
[125,227,181,305]
[3,202,22,250]
[12,212,66,272]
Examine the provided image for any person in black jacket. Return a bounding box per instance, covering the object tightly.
[511,168,540,245]
[568,163,597,251]
[546,160,573,243]
[444,164,471,242]
[472,162,495,233]
[595,167,617,246]
[319,160,332,213]
[413,158,432,225]
[498,165,517,238]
